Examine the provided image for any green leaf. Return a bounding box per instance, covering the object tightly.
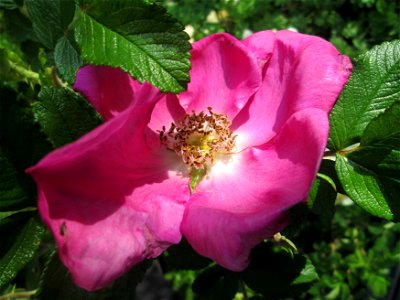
[0,0,19,10]
[26,0,76,49]
[34,251,95,300]
[351,102,400,179]
[329,40,400,150]
[335,101,400,221]
[3,9,35,44]
[240,242,318,299]
[0,207,36,221]
[54,36,83,84]
[366,274,389,298]
[0,85,52,207]
[74,0,191,93]
[291,258,319,286]
[34,251,151,300]
[307,173,337,219]
[0,217,45,290]
[192,265,239,300]
[336,155,399,221]
[0,85,52,169]
[0,148,29,210]
[0,208,36,237]
[318,159,345,194]
[33,87,102,148]
[282,204,309,238]
[361,100,400,147]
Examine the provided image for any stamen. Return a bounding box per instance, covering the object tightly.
[159,108,236,169]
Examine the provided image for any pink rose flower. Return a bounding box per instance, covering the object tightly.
[28,30,352,291]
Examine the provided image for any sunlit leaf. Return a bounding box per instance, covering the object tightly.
[74,0,191,93]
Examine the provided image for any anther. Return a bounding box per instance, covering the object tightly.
[159,108,236,169]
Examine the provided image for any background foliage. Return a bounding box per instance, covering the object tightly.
[0,0,399,299]
[164,0,399,58]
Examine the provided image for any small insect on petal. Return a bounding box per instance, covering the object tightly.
[60,222,67,236]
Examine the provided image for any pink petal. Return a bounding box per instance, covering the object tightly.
[233,30,352,149]
[181,108,329,271]
[28,84,190,291]
[73,65,142,120]
[147,93,186,133]
[178,33,262,119]
[241,30,275,76]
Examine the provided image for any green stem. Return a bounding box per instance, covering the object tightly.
[323,143,361,158]
[323,150,336,157]
[0,290,37,300]
[51,67,64,88]
[10,62,40,84]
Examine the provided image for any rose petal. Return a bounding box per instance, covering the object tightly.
[241,30,275,76]
[28,85,190,290]
[74,65,142,120]
[178,33,262,119]
[233,30,352,149]
[181,108,329,271]
[148,94,186,133]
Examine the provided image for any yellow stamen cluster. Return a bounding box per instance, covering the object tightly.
[160,107,236,169]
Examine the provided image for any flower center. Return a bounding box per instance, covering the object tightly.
[159,107,236,169]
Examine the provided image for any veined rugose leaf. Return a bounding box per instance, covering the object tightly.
[0,217,45,290]
[0,148,29,210]
[54,36,83,84]
[327,40,400,221]
[33,87,102,148]
[26,0,75,49]
[74,0,191,93]
[0,85,52,206]
[329,40,400,150]
[26,0,82,83]
[336,101,400,221]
